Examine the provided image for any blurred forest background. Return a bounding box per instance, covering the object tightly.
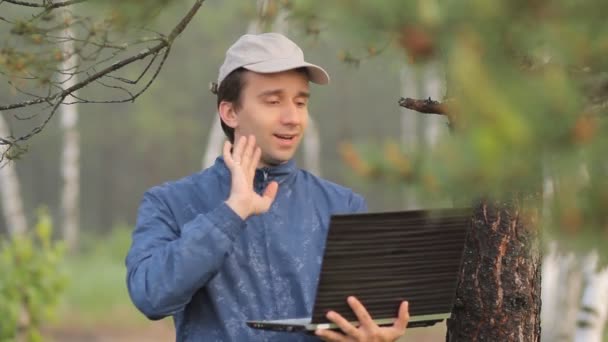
[1,0,607,340]
[0,0,422,234]
[0,1,444,340]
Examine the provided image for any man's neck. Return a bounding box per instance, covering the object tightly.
[257,159,288,169]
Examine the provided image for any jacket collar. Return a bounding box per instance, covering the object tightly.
[214,157,298,185]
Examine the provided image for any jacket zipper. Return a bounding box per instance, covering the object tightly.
[256,169,269,193]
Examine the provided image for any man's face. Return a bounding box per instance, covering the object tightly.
[228,70,310,167]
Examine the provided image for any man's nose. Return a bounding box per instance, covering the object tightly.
[280,103,302,125]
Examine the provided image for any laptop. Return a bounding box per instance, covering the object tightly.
[246,207,471,334]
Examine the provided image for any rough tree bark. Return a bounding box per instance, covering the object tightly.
[400,98,542,341]
[446,199,542,342]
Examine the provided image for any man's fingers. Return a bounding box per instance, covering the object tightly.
[263,181,278,197]
[347,296,374,327]
[326,311,360,338]
[315,328,347,342]
[259,181,278,209]
[391,301,410,335]
[250,147,261,174]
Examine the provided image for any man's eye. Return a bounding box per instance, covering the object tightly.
[266,99,280,105]
[296,102,307,107]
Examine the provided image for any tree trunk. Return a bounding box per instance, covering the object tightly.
[541,245,582,341]
[0,113,28,236]
[202,115,224,169]
[574,252,608,342]
[446,198,542,341]
[58,12,80,252]
[399,64,421,209]
[303,115,321,176]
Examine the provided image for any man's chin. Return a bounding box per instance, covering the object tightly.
[260,154,292,167]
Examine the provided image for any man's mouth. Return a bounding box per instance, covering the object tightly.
[274,134,296,141]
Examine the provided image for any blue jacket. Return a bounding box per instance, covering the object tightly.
[126,157,367,341]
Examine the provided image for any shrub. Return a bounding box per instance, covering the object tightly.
[0,209,69,342]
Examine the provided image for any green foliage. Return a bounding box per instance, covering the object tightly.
[81,223,132,263]
[4,144,28,161]
[292,0,608,245]
[0,209,69,342]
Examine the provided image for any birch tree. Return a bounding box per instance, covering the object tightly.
[0,113,27,236]
[58,9,80,251]
[574,254,608,342]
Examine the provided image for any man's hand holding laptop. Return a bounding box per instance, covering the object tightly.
[315,296,410,342]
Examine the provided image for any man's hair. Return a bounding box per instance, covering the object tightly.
[216,67,309,144]
[216,68,247,144]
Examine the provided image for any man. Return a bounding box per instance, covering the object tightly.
[126,32,409,341]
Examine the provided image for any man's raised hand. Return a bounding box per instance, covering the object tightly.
[224,135,278,219]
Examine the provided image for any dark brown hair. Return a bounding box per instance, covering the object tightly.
[216,68,248,144]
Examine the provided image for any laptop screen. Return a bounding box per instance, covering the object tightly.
[310,208,470,323]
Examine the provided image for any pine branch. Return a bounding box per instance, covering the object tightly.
[0,0,207,163]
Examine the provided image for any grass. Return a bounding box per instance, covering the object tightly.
[59,252,142,325]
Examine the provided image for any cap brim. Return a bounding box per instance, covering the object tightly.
[243,59,330,85]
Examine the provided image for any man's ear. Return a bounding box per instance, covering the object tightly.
[218,101,238,129]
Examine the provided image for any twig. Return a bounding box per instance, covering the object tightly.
[0,15,14,24]
[398,97,456,131]
[398,97,449,115]
[168,0,204,43]
[0,0,207,159]
[103,50,159,85]
[3,0,88,9]
[1,0,205,112]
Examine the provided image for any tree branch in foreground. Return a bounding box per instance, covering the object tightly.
[3,0,89,9]
[0,0,206,163]
[398,97,456,129]
[398,97,449,115]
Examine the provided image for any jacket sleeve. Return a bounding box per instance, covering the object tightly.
[349,192,368,213]
[125,190,245,320]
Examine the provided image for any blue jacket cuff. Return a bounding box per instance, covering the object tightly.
[207,202,246,241]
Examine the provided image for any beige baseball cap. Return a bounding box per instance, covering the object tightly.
[217,32,330,88]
